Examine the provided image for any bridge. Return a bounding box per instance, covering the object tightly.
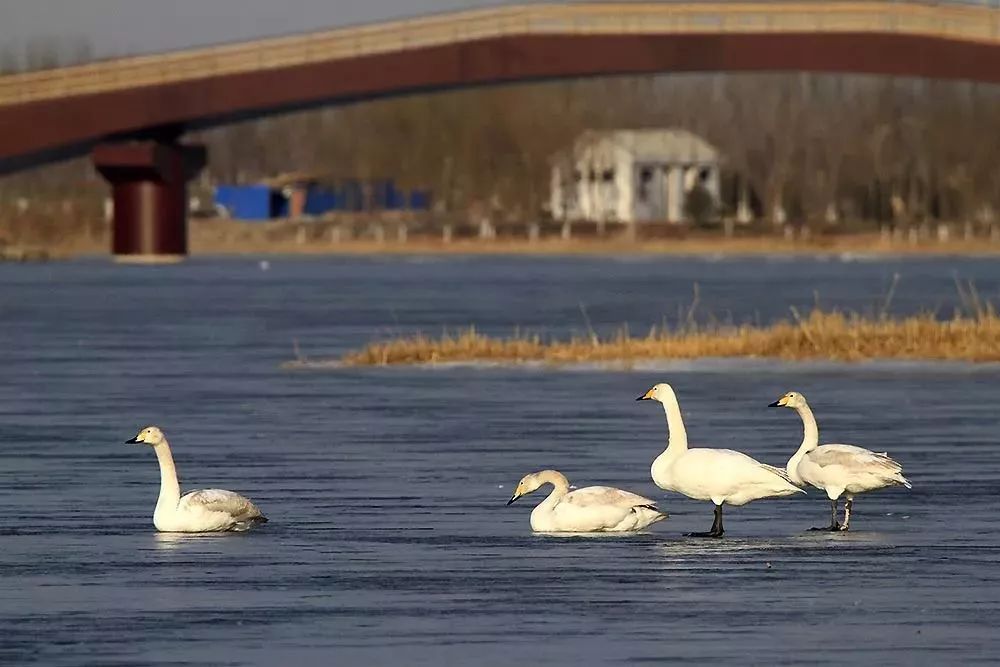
[2,1,1000,260]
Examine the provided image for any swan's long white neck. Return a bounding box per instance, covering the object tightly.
[531,472,570,521]
[658,388,689,454]
[651,388,688,486]
[152,439,182,514]
[786,402,819,484]
[538,470,570,503]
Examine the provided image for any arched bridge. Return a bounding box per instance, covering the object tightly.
[2,1,1000,259]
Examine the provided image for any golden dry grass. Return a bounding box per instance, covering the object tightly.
[284,307,1000,368]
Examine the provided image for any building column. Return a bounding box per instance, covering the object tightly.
[577,171,589,220]
[666,166,683,222]
[93,140,206,262]
[616,160,631,223]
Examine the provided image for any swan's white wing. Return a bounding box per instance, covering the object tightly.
[806,444,912,489]
[668,448,804,504]
[708,449,801,486]
[551,486,665,531]
[563,485,659,509]
[180,488,266,523]
[811,444,905,474]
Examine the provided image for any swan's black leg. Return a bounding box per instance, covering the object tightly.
[809,499,842,531]
[687,503,724,538]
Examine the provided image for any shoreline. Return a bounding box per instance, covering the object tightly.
[17,233,1000,260]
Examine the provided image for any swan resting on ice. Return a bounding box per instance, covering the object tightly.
[126,426,268,533]
[506,469,667,533]
[638,383,803,538]
[769,391,911,531]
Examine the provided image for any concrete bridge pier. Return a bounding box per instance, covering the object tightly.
[93,141,206,262]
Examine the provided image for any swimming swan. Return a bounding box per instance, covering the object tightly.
[126,426,267,533]
[506,469,667,533]
[769,391,911,531]
[637,383,803,538]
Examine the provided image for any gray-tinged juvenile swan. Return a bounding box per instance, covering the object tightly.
[506,470,667,533]
[126,426,267,533]
[638,383,803,538]
[769,391,911,531]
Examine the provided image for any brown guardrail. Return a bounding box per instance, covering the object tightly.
[0,1,998,106]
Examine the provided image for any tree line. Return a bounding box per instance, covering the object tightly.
[4,70,1000,244]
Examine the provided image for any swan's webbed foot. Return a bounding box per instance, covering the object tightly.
[685,529,724,538]
[808,523,842,532]
[687,504,724,537]
[809,499,843,532]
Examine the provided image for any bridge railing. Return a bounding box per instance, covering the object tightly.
[1,1,999,106]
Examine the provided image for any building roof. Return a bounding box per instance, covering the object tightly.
[572,128,720,163]
[258,171,321,188]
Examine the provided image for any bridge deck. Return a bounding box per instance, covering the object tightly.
[1,1,999,107]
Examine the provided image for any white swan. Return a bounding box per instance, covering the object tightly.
[637,383,803,537]
[126,426,267,533]
[506,470,667,533]
[769,391,911,531]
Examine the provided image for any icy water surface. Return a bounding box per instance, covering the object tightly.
[1,255,998,665]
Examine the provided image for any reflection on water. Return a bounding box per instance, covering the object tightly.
[149,531,256,550]
[0,256,998,665]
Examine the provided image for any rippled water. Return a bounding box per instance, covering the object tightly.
[1,255,998,665]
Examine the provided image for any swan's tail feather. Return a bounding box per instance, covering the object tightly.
[633,503,665,514]
[633,504,669,520]
[230,515,268,532]
[873,452,906,472]
[761,463,806,492]
[875,455,910,488]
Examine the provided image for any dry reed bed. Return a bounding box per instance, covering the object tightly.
[285,308,1000,368]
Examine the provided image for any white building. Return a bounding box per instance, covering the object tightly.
[550,129,721,223]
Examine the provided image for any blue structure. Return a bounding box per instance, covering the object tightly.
[409,190,432,211]
[215,184,284,220]
[304,187,338,216]
[214,179,432,221]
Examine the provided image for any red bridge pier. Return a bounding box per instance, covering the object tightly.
[93,141,206,262]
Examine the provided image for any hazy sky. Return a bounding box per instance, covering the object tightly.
[1,0,539,58]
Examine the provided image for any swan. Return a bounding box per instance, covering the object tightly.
[769,391,911,531]
[637,383,803,538]
[126,426,268,533]
[506,469,667,533]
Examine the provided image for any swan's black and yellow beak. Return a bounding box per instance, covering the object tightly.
[768,397,787,408]
[506,492,521,506]
[125,435,142,444]
[636,388,654,401]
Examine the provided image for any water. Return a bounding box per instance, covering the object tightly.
[1,255,998,666]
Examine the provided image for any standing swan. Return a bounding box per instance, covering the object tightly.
[637,383,803,538]
[769,391,911,531]
[126,426,267,533]
[506,470,667,533]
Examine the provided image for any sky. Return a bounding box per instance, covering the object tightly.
[0,0,544,58]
